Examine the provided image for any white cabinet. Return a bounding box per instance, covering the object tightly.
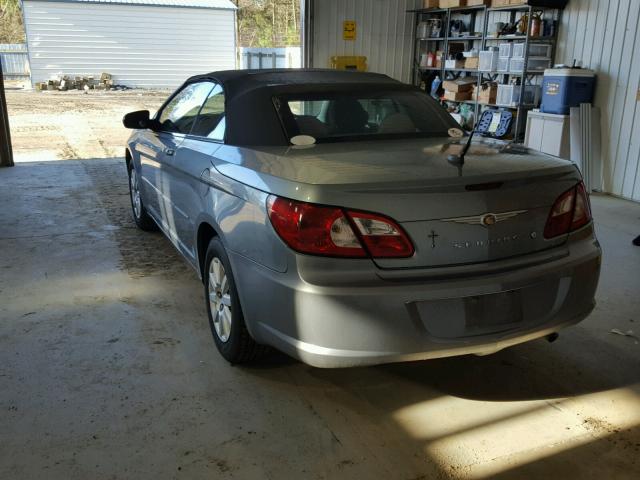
[524,111,571,160]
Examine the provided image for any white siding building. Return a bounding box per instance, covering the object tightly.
[21,0,237,88]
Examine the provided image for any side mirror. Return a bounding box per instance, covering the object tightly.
[123,110,160,130]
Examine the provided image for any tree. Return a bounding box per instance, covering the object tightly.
[0,1,301,47]
[234,0,300,48]
[0,0,25,44]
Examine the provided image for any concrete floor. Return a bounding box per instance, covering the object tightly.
[0,159,639,480]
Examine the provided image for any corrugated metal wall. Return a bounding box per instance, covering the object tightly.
[311,0,421,83]
[556,0,640,201]
[0,44,30,78]
[22,1,236,88]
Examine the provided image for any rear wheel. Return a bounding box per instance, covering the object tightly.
[204,237,267,364]
[128,163,157,231]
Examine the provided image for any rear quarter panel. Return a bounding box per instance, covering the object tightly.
[202,151,289,274]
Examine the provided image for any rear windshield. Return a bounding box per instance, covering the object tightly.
[273,89,454,143]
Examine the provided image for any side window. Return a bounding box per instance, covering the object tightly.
[157,82,214,134]
[191,84,226,141]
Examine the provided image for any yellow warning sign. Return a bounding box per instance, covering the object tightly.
[343,20,356,40]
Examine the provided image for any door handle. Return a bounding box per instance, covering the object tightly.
[164,148,175,156]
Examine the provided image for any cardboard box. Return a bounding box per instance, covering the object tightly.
[444,90,472,101]
[467,0,490,5]
[473,82,498,104]
[443,78,476,92]
[464,57,479,69]
[439,0,465,7]
[423,0,439,7]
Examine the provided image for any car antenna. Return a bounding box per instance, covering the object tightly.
[447,119,479,167]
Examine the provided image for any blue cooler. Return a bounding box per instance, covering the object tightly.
[541,68,596,114]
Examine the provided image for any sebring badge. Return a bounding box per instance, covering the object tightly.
[441,210,527,227]
[453,235,519,249]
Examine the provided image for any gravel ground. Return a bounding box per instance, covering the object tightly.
[6,89,170,162]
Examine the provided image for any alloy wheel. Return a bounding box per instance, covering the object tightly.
[130,168,142,219]
[208,257,232,342]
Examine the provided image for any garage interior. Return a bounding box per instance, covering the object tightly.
[1,0,639,479]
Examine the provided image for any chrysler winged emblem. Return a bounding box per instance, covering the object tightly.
[441,210,527,227]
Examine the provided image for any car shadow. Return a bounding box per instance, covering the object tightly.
[244,325,640,403]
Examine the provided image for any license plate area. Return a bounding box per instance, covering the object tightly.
[414,289,526,339]
[465,290,523,331]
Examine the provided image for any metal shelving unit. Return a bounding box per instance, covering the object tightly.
[410,3,563,141]
[411,7,449,84]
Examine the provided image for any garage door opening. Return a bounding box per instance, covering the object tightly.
[2,0,306,164]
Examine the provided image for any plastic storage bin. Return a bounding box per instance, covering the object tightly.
[496,84,541,106]
[497,57,510,72]
[512,43,552,59]
[498,43,513,58]
[509,57,550,73]
[541,68,596,115]
[479,50,499,72]
[496,84,516,106]
[512,43,525,59]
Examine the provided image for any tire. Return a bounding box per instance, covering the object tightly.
[128,163,158,231]
[204,237,267,364]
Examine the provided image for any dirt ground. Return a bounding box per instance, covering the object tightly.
[5,89,169,162]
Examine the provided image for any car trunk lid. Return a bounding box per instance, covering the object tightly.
[213,138,581,268]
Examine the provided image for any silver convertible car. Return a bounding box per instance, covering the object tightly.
[123,69,601,368]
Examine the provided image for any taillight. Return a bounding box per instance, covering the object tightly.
[347,210,414,258]
[267,196,414,258]
[571,182,592,231]
[267,196,366,257]
[544,182,592,239]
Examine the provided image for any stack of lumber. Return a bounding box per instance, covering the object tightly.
[35,73,129,92]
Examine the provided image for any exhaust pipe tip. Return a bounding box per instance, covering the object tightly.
[547,332,560,343]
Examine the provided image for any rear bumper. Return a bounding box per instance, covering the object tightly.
[258,306,594,367]
[230,233,601,368]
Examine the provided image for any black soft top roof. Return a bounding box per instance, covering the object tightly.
[186,69,402,102]
[179,69,414,146]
